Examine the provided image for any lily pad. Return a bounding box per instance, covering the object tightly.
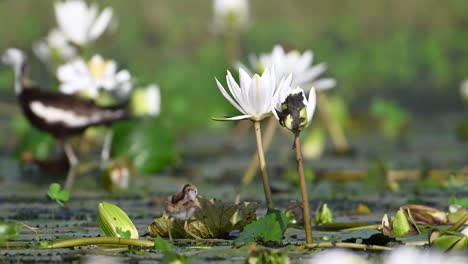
[236,209,289,244]
[148,196,258,239]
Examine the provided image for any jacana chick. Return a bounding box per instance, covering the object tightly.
[165,184,200,240]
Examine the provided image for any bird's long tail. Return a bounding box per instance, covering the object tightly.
[95,100,131,125]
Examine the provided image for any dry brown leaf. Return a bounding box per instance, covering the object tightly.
[148,196,258,239]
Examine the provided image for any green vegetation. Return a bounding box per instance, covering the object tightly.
[47,183,69,207]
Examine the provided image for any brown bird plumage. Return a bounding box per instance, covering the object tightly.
[165,184,198,221]
[164,184,201,240]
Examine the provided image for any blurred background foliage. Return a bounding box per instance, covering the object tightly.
[0,0,467,174]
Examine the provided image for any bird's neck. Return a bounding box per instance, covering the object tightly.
[13,60,27,95]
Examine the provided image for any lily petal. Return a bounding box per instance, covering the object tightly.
[89,7,113,41]
[212,114,252,121]
[312,78,337,91]
[306,87,317,125]
[215,78,245,114]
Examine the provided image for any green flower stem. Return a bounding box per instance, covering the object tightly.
[448,212,468,232]
[304,242,392,251]
[294,134,313,244]
[242,117,277,185]
[253,120,274,210]
[45,237,155,249]
[317,93,348,154]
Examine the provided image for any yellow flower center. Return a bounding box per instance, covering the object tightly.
[88,60,110,80]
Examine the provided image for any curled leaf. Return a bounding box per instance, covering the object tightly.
[148,196,258,239]
[98,202,139,239]
[430,230,468,252]
[401,204,447,225]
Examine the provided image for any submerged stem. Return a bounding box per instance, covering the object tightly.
[253,120,274,210]
[294,134,313,244]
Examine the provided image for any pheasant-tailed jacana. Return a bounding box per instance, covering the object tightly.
[165,184,199,240]
[2,48,130,190]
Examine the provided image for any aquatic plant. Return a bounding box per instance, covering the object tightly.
[214,67,279,209]
[272,80,316,244]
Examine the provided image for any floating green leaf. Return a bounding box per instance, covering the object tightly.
[47,183,69,207]
[337,228,381,242]
[162,251,188,264]
[430,230,468,252]
[154,236,173,250]
[0,221,22,242]
[115,227,131,239]
[236,209,289,244]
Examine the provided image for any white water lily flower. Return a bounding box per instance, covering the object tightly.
[384,247,466,264]
[215,68,276,121]
[460,79,468,102]
[272,74,317,133]
[55,0,113,46]
[33,29,77,64]
[306,249,366,264]
[213,0,249,32]
[242,45,336,91]
[131,84,161,116]
[57,54,132,99]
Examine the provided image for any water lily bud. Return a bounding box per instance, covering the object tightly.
[315,203,333,226]
[98,202,138,239]
[382,214,393,237]
[131,84,161,116]
[461,79,468,102]
[272,81,316,135]
[102,162,131,193]
[392,208,411,237]
[213,0,249,33]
